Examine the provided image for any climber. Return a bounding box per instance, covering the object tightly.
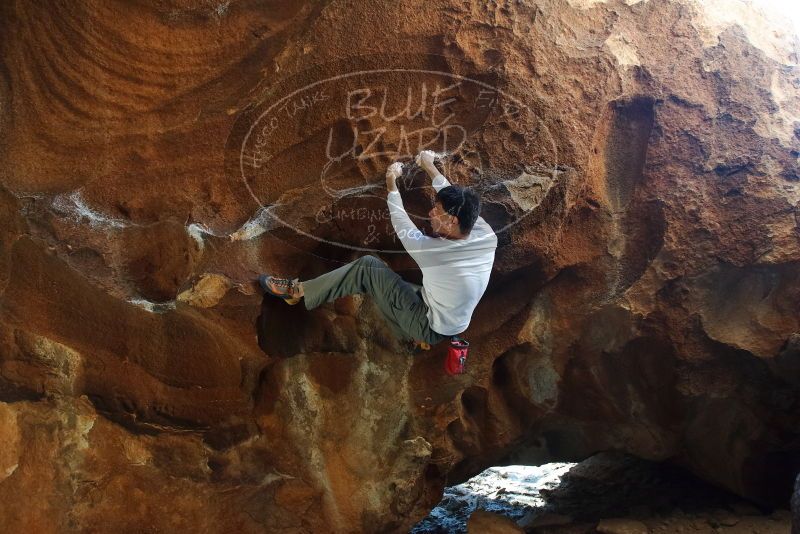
[259,150,498,349]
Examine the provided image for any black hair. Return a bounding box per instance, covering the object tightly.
[435,185,481,235]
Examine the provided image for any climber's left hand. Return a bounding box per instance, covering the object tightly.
[386,162,403,192]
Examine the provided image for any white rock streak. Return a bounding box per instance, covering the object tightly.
[126,298,177,314]
[228,206,278,241]
[51,191,128,229]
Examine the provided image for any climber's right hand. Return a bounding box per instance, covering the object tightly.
[415,150,436,169]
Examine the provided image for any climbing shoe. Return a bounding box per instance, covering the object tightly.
[407,340,431,354]
[259,274,301,305]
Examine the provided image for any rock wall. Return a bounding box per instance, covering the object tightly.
[0,0,799,532]
[793,474,800,533]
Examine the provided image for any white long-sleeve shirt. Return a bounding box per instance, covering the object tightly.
[386,172,498,336]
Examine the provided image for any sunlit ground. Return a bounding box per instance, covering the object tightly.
[411,463,577,533]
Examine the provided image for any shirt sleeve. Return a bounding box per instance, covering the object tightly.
[431,172,451,192]
[386,190,435,255]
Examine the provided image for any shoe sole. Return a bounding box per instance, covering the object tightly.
[259,275,301,305]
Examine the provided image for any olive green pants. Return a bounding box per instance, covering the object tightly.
[301,255,447,346]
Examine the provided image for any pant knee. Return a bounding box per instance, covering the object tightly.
[358,255,385,266]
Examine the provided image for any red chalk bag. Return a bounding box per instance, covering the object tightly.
[445,337,469,375]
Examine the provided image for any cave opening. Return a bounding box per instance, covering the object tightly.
[412,452,792,533]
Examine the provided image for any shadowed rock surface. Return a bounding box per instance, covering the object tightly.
[0,0,799,532]
[793,474,800,533]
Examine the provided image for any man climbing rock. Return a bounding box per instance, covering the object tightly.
[259,150,498,348]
